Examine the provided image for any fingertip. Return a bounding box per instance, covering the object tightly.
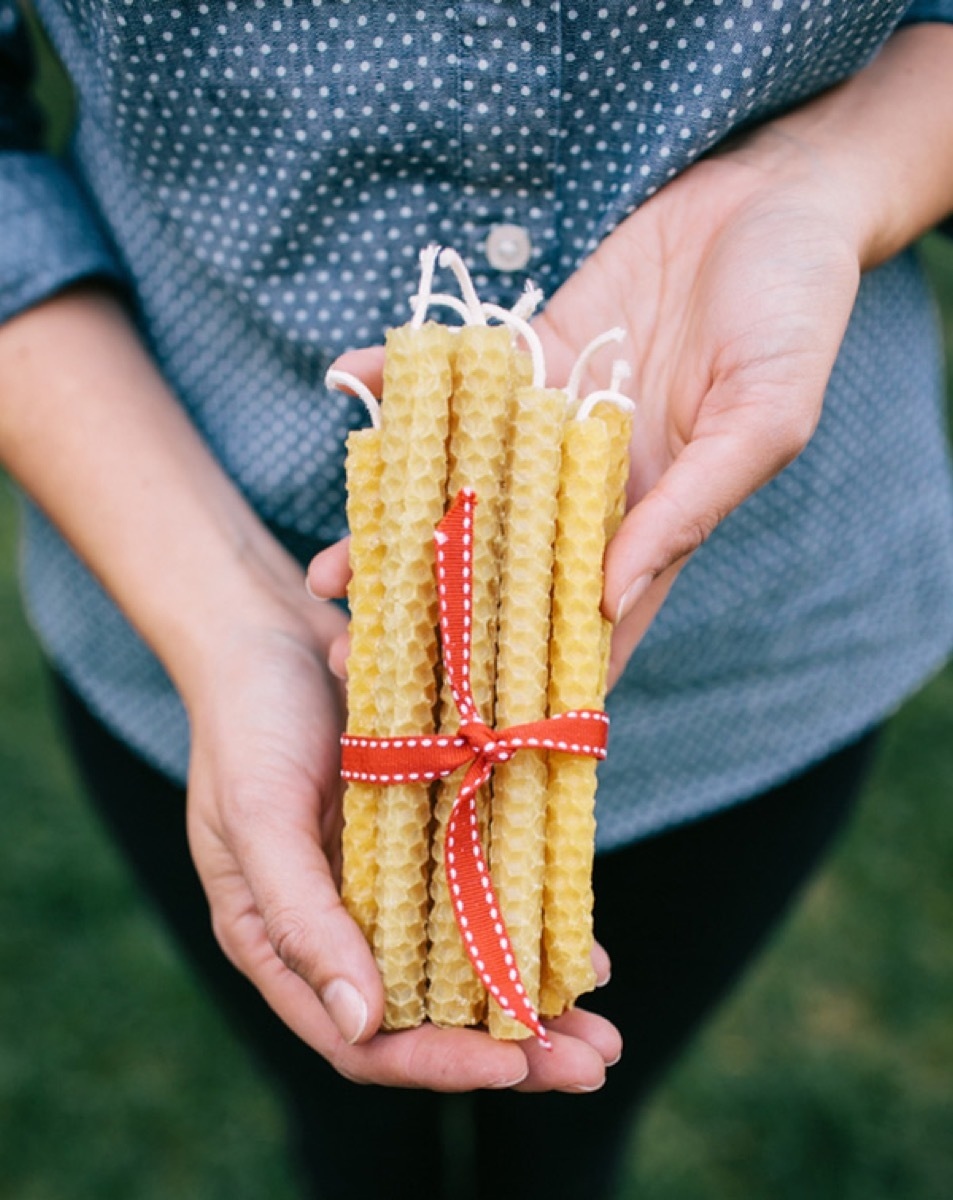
[328,633,349,680]
[591,939,612,988]
[319,978,370,1045]
[545,1008,623,1073]
[613,571,654,625]
[305,573,331,603]
[306,538,352,604]
[330,346,386,396]
[485,1053,531,1090]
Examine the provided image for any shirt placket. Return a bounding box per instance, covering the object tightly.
[449,0,561,298]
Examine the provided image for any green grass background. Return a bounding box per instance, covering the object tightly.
[2,24,953,1199]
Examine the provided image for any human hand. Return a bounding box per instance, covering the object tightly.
[532,132,865,685]
[184,585,619,1091]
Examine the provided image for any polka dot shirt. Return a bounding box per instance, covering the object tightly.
[3,0,953,845]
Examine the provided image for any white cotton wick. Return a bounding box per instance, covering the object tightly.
[410,291,474,324]
[609,358,632,393]
[566,327,627,409]
[511,281,544,322]
[482,303,547,390]
[410,243,442,330]
[575,389,635,421]
[575,359,636,422]
[438,247,487,326]
[326,368,382,430]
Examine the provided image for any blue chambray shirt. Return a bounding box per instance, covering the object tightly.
[2,0,953,846]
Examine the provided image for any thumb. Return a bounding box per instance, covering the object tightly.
[203,795,385,1048]
[604,388,817,624]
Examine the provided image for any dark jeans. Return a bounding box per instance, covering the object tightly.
[51,674,880,1200]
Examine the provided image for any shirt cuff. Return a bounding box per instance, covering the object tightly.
[900,1,953,24]
[0,151,125,326]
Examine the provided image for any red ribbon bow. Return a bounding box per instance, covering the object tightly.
[341,488,609,1045]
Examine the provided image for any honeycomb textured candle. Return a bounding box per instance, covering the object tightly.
[373,322,452,1029]
[427,324,514,1026]
[340,427,385,944]
[595,402,633,694]
[487,386,565,1039]
[540,417,611,1017]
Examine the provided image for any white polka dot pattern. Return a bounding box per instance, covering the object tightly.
[6,1,953,844]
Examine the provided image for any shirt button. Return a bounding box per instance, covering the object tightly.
[484,223,533,272]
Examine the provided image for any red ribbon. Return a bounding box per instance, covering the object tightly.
[341,488,609,1046]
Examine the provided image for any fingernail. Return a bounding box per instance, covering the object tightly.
[596,968,611,989]
[488,1067,530,1089]
[615,573,653,624]
[566,1079,606,1094]
[320,979,368,1044]
[305,575,330,602]
[606,1049,623,1068]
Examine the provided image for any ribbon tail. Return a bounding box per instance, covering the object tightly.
[444,757,551,1048]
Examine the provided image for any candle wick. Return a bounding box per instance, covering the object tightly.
[326,368,383,430]
[438,248,487,326]
[566,327,627,409]
[511,281,544,322]
[610,359,632,392]
[410,292,473,324]
[575,361,636,422]
[481,303,547,390]
[410,243,442,330]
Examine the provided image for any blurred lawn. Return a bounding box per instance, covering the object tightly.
[2,19,953,1196]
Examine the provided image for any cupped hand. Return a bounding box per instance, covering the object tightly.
[183,586,619,1090]
[534,132,863,681]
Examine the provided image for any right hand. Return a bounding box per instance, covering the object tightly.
[183,582,621,1091]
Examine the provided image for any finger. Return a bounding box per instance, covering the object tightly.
[591,938,612,988]
[605,567,679,690]
[338,1024,530,1091]
[307,537,351,601]
[217,898,532,1089]
[512,1020,615,1093]
[219,787,386,1046]
[330,346,386,398]
[546,1007,623,1068]
[604,389,817,624]
[328,629,350,681]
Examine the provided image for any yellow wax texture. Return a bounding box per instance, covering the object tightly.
[594,402,633,694]
[340,427,385,944]
[428,323,513,1027]
[487,386,566,1039]
[540,417,610,1017]
[373,322,452,1029]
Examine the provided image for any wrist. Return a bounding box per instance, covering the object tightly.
[0,286,342,711]
[726,24,953,272]
[149,520,343,715]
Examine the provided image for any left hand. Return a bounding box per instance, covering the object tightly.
[534,127,863,684]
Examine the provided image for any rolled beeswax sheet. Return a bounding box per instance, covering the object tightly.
[540,417,611,1017]
[428,324,513,1026]
[488,385,566,1039]
[372,322,452,1029]
[340,427,385,944]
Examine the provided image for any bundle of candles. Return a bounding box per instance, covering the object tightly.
[331,246,634,1044]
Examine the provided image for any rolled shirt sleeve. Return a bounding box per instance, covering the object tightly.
[0,2,124,325]
[901,1,953,23]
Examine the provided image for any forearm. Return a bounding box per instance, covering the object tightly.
[734,22,953,270]
[0,286,313,704]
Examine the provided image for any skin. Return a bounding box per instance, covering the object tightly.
[2,24,953,1092]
